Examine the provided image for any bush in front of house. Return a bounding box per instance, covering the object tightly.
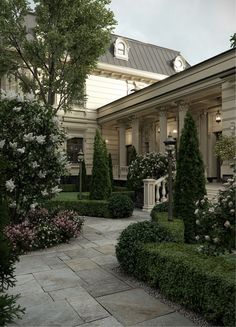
[0,93,68,223]
[44,200,110,218]
[174,112,206,243]
[4,208,84,254]
[194,175,236,255]
[134,242,235,327]
[127,152,169,192]
[151,201,168,213]
[116,221,174,275]
[108,193,134,218]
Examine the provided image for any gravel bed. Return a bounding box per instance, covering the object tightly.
[113,267,214,327]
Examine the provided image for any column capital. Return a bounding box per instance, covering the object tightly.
[177,100,189,112]
[158,109,167,117]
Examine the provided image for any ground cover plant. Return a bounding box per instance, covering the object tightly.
[4,208,84,254]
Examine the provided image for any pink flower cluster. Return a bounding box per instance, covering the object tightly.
[5,222,37,253]
[53,210,84,241]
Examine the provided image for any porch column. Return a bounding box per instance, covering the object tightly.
[149,122,157,152]
[118,123,126,166]
[199,111,208,174]
[159,109,167,154]
[221,78,236,136]
[178,101,189,137]
[131,116,140,153]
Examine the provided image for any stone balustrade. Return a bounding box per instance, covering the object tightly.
[143,176,168,212]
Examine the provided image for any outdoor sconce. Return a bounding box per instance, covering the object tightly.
[78,150,84,200]
[215,110,222,123]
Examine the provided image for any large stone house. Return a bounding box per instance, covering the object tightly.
[1,31,235,183]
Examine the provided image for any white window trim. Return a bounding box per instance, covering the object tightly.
[114,37,129,61]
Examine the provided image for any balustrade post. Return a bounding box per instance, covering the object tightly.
[142,179,156,212]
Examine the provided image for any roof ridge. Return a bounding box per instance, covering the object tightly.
[111,33,180,54]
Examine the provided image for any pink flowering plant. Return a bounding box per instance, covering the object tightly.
[0,92,69,222]
[4,208,84,254]
[194,174,235,255]
[127,152,170,191]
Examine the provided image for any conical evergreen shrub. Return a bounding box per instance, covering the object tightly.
[90,130,111,200]
[108,153,114,191]
[174,112,206,243]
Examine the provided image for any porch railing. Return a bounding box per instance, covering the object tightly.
[143,175,168,212]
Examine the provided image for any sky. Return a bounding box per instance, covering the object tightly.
[109,0,236,65]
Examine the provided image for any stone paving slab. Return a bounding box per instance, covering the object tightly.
[131,311,196,326]
[93,244,116,255]
[65,257,99,271]
[75,267,115,284]
[97,288,174,326]
[15,292,53,308]
[8,274,43,296]
[84,277,131,297]
[33,268,82,291]
[91,254,118,266]
[78,316,123,327]
[64,247,100,259]
[9,300,83,326]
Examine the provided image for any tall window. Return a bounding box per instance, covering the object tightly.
[67,138,83,163]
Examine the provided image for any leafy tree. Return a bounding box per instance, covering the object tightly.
[0,156,25,325]
[0,93,68,222]
[90,129,111,200]
[129,145,137,165]
[214,135,236,162]
[108,153,113,191]
[174,112,206,243]
[230,33,236,48]
[0,0,116,111]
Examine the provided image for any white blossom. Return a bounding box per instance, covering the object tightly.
[224,220,231,228]
[13,106,21,112]
[0,140,5,148]
[195,219,200,225]
[17,147,25,154]
[50,134,60,142]
[6,179,15,192]
[205,235,210,241]
[41,190,49,196]
[230,209,235,214]
[30,202,38,210]
[195,235,200,241]
[38,171,46,178]
[213,237,219,243]
[24,133,34,142]
[209,207,214,213]
[9,201,17,208]
[9,142,18,149]
[194,209,199,215]
[32,161,40,168]
[35,135,46,144]
[52,116,60,125]
[51,186,62,194]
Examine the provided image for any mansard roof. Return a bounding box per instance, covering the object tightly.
[99,34,190,76]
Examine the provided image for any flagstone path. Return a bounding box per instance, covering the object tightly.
[8,210,196,327]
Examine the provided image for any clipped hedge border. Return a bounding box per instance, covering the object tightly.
[44,200,110,218]
[135,242,235,326]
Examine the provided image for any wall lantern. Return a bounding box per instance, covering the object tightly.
[78,150,84,200]
[215,110,222,123]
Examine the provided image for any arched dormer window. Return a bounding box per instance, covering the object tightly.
[114,37,129,61]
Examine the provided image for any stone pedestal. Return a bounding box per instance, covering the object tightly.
[142,179,156,212]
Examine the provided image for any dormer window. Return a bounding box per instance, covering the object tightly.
[114,37,129,61]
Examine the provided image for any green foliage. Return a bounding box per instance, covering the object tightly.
[195,177,236,255]
[174,112,206,243]
[82,160,88,192]
[0,97,68,223]
[127,152,169,191]
[116,221,174,274]
[112,190,135,202]
[151,201,168,213]
[0,0,116,111]
[214,135,236,161]
[129,145,137,164]
[134,242,235,326]
[61,184,78,192]
[90,130,111,200]
[230,33,236,48]
[108,193,134,218]
[151,211,184,243]
[108,153,114,191]
[44,200,110,218]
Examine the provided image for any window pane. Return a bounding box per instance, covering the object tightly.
[67,138,83,163]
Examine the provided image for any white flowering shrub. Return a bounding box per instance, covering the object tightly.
[194,174,235,255]
[0,91,68,222]
[127,152,170,191]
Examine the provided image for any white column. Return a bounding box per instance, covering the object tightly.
[178,101,188,137]
[131,116,140,153]
[149,122,157,152]
[159,109,167,154]
[118,123,126,166]
[143,179,156,212]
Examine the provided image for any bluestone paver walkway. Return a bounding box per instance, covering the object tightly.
[8,210,196,327]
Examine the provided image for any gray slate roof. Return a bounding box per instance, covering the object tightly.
[99,34,189,76]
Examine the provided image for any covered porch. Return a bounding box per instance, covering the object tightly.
[98,49,235,182]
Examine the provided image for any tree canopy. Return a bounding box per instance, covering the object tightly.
[0,0,116,111]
